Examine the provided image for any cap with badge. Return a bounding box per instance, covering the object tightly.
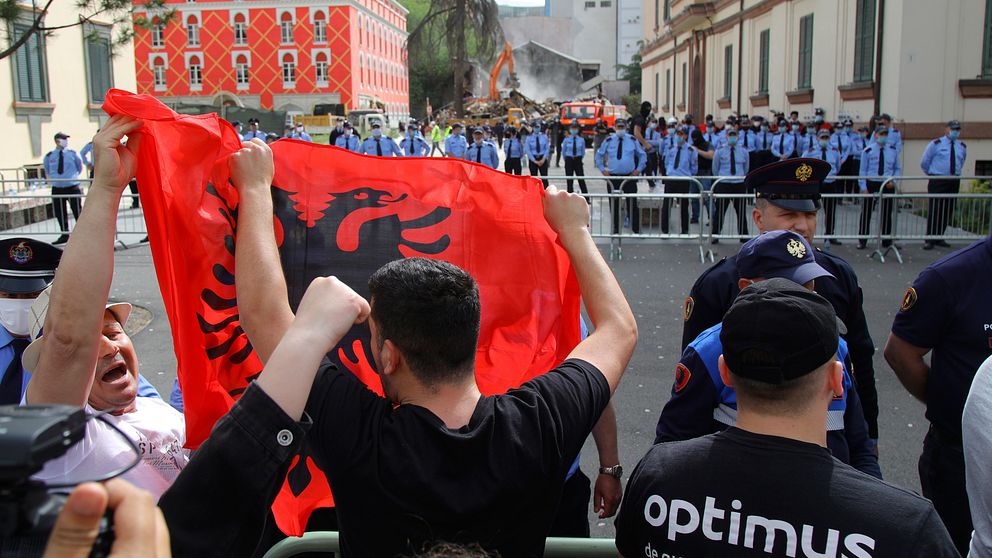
[0,238,62,295]
[947,120,961,130]
[21,285,132,372]
[737,230,834,287]
[817,128,831,138]
[720,277,840,384]
[53,132,70,141]
[745,158,831,212]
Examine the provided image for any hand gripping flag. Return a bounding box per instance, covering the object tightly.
[102,90,582,534]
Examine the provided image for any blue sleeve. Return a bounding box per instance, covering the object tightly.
[712,150,723,176]
[169,378,184,413]
[654,347,720,444]
[595,140,607,171]
[137,374,162,399]
[689,148,698,175]
[893,149,902,178]
[43,153,54,175]
[858,153,869,189]
[740,149,748,174]
[635,142,647,172]
[843,377,882,478]
[920,141,935,174]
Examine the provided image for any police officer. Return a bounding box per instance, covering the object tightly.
[445,123,468,159]
[771,119,799,161]
[525,124,551,188]
[921,120,967,250]
[682,158,880,442]
[360,122,401,156]
[596,119,646,234]
[643,118,663,191]
[334,122,361,152]
[503,128,523,175]
[288,123,312,142]
[846,125,870,196]
[858,126,901,249]
[561,123,588,195]
[803,128,842,245]
[661,126,698,235]
[0,239,61,405]
[656,230,880,477]
[400,121,429,157]
[873,113,903,154]
[752,116,774,169]
[242,118,266,141]
[465,128,499,169]
[710,128,749,242]
[328,117,347,146]
[43,132,84,245]
[833,119,855,198]
[884,232,992,554]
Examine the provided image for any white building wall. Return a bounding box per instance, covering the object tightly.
[617,0,642,68]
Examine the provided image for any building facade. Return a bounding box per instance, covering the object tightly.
[0,2,135,170]
[640,0,992,179]
[617,0,642,68]
[132,0,410,122]
[550,0,618,79]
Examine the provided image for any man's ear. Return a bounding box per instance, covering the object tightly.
[826,359,844,398]
[380,339,401,377]
[718,355,734,388]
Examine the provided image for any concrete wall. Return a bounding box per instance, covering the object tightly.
[554,0,618,78]
[0,3,136,171]
[500,16,572,53]
[617,0,643,67]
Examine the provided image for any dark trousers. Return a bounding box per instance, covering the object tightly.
[505,157,522,175]
[549,468,592,538]
[661,180,690,234]
[529,159,549,188]
[821,181,841,235]
[711,182,748,236]
[52,185,82,234]
[128,178,140,208]
[429,142,444,156]
[840,158,860,195]
[564,157,587,194]
[645,152,659,185]
[555,139,564,166]
[920,427,972,556]
[608,177,639,234]
[926,179,960,237]
[858,181,894,246]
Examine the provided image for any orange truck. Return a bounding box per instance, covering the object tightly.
[559,102,626,140]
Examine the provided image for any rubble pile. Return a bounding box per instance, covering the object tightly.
[433,89,562,122]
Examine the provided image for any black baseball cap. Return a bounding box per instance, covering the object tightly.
[53,132,69,140]
[746,158,831,212]
[371,122,382,128]
[720,278,840,384]
[0,238,62,294]
[737,231,833,286]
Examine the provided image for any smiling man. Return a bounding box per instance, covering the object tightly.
[23,116,188,499]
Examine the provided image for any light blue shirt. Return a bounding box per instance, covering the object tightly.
[859,143,902,189]
[360,135,402,157]
[738,129,758,152]
[560,134,585,159]
[288,130,313,142]
[663,142,698,177]
[753,129,774,151]
[445,134,468,158]
[711,145,749,183]
[920,135,967,176]
[399,135,429,156]
[334,134,361,152]
[644,127,663,152]
[871,128,903,154]
[848,134,869,160]
[802,143,841,183]
[80,142,94,167]
[830,131,853,163]
[465,142,499,169]
[596,133,647,175]
[503,137,523,159]
[43,148,83,187]
[525,133,551,160]
[771,132,799,159]
[242,131,267,141]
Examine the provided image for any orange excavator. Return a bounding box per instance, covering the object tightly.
[489,42,519,101]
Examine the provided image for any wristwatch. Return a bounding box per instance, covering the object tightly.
[599,464,623,479]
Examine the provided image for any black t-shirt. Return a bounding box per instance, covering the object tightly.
[615,428,957,558]
[632,113,649,136]
[305,358,610,557]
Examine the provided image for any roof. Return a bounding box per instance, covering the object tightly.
[513,40,599,66]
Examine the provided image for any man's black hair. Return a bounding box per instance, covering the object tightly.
[369,258,481,386]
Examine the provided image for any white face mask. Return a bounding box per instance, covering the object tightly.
[0,298,35,336]
[56,139,68,148]
[344,130,352,137]
[372,129,382,137]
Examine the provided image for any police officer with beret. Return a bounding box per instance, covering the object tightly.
[657,229,880,477]
[884,233,992,554]
[682,158,880,442]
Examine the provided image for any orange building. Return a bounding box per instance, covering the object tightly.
[132,0,410,121]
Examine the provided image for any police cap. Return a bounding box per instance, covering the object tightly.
[0,238,62,294]
[53,132,69,141]
[817,128,831,138]
[737,230,834,287]
[947,120,961,130]
[745,158,831,212]
[720,278,840,384]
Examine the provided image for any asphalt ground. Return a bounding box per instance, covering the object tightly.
[86,146,961,539]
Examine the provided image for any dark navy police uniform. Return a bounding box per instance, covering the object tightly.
[890,233,992,552]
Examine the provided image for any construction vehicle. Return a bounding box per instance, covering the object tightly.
[489,42,520,101]
[507,107,524,128]
[559,101,626,141]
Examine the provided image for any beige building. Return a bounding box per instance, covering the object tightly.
[0,2,136,175]
[640,0,992,181]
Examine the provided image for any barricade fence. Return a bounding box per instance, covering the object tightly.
[0,176,988,262]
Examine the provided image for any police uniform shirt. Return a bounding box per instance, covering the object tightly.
[872,127,903,154]
[771,132,796,159]
[445,133,468,158]
[858,143,901,189]
[503,137,523,159]
[242,131,267,141]
[891,235,992,439]
[830,131,852,163]
[754,128,774,151]
[525,133,551,161]
[615,428,959,558]
[289,131,313,142]
[711,145,749,183]
[848,134,868,161]
[655,322,880,477]
[644,127,663,153]
[737,128,756,152]
[662,142,698,177]
[334,134,361,152]
[464,142,499,169]
[43,148,83,186]
[682,251,880,438]
[596,134,647,176]
[400,135,428,156]
[801,144,841,183]
[360,135,402,157]
[921,135,968,176]
[561,134,585,159]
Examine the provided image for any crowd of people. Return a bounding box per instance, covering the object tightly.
[4,110,989,558]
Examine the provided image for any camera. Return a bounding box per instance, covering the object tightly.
[0,404,114,557]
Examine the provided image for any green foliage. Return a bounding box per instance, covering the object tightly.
[400,0,454,118]
[621,94,642,116]
[616,43,643,94]
[954,179,992,236]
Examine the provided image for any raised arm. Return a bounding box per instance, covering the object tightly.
[26,116,141,406]
[543,186,637,392]
[230,140,294,364]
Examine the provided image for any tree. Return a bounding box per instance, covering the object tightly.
[616,44,643,95]
[0,0,174,61]
[406,0,503,116]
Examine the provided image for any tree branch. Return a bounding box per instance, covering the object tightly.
[0,0,54,60]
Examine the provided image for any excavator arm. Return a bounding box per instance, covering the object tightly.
[489,42,517,100]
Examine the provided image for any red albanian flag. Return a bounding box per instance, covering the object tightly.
[102,89,582,535]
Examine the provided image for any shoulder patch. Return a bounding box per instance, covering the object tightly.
[900,287,918,312]
[683,297,695,321]
[674,363,692,393]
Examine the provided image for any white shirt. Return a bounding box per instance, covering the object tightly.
[31,396,188,500]
[965,356,992,558]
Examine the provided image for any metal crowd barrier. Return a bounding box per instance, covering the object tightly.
[261,532,618,558]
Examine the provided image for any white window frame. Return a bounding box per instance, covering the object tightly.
[184,51,203,91]
[279,49,297,88]
[149,54,168,91]
[231,51,251,90]
[277,9,296,45]
[151,22,164,48]
[309,7,329,44]
[183,12,202,47]
[312,48,330,87]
